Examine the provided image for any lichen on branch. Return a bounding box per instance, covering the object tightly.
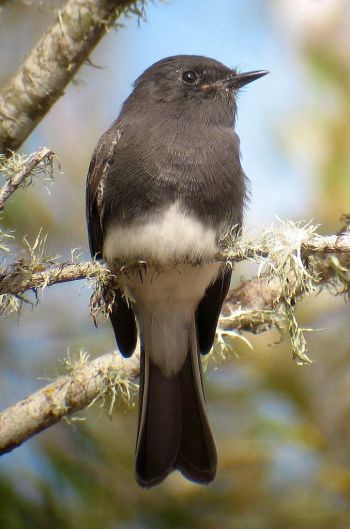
[0,350,140,455]
[0,147,56,210]
[0,0,147,153]
[1,221,350,364]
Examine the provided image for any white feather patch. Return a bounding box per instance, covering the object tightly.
[103,202,218,265]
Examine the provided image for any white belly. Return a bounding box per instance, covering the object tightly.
[119,262,222,375]
[103,201,218,265]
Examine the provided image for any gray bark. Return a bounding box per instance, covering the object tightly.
[0,0,143,152]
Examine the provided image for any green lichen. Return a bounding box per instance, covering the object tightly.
[62,349,138,416]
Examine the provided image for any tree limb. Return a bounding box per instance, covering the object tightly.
[0,260,110,297]
[0,0,146,153]
[302,233,350,253]
[1,232,350,299]
[0,351,140,454]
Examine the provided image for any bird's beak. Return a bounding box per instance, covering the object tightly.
[223,70,269,89]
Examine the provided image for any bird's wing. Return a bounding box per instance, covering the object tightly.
[86,128,120,258]
[196,266,232,355]
[86,127,137,357]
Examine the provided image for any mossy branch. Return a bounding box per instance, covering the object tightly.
[0,351,140,455]
[0,0,147,153]
[1,224,350,355]
[1,229,350,297]
[0,147,55,210]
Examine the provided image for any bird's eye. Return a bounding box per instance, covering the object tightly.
[182,70,198,84]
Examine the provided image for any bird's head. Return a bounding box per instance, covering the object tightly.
[123,55,268,126]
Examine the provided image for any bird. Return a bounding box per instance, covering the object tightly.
[86,55,267,487]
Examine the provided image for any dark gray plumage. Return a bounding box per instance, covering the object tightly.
[86,55,267,487]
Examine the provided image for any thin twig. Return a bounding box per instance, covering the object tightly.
[0,147,54,210]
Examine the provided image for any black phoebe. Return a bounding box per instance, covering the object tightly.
[86,55,267,487]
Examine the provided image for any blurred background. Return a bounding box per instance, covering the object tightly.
[1,0,350,527]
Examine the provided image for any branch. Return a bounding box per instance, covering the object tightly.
[0,0,146,153]
[0,147,54,210]
[301,233,350,253]
[0,351,140,454]
[1,232,350,299]
[0,260,110,297]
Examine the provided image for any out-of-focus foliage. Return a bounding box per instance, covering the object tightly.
[1,1,350,528]
[274,0,350,231]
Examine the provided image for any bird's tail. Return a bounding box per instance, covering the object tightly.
[135,323,217,487]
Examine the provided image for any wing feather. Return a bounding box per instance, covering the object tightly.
[86,126,137,357]
[86,128,121,258]
[196,266,231,355]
